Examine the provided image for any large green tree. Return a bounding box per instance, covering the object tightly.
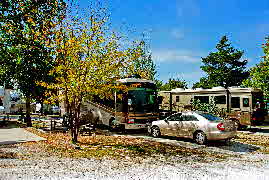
[243,36,269,96]
[127,40,157,81]
[193,36,249,89]
[159,78,187,91]
[0,0,66,126]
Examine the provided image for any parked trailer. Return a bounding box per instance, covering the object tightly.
[158,87,267,127]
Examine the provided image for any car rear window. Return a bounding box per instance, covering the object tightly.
[198,113,222,121]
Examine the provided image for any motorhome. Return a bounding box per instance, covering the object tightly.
[158,87,266,127]
[77,76,159,130]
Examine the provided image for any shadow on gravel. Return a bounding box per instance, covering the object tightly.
[119,131,261,154]
[260,129,269,133]
[207,141,260,153]
[164,136,261,153]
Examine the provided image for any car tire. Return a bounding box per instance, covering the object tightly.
[109,117,116,131]
[151,126,161,138]
[194,131,207,145]
[234,120,240,130]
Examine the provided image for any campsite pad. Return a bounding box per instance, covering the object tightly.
[0,128,46,145]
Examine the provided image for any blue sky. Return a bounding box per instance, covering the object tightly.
[78,0,269,87]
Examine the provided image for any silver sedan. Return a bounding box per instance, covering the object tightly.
[148,111,237,144]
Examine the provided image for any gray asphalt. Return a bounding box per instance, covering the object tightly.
[0,128,46,145]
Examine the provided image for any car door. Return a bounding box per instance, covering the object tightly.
[162,113,182,136]
[180,113,199,137]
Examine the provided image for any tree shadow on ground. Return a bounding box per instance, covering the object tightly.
[120,130,261,154]
[206,140,260,153]
[0,121,24,129]
[163,136,261,153]
[99,128,262,153]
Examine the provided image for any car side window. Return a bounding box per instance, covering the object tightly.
[166,115,174,121]
[167,113,182,121]
[182,115,198,121]
[174,113,182,121]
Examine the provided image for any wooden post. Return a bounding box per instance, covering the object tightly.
[226,89,230,113]
[169,92,172,113]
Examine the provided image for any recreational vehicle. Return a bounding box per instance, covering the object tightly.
[159,87,267,127]
[78,75,159,130]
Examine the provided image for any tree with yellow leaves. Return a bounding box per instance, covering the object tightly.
[42,3,143,142]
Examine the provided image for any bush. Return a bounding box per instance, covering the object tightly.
[190,98,221,115]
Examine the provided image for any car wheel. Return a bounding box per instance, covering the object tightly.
[151,126,161,138]
[234,120,244,130]
[194,131,207,145]
[109,117,116,131]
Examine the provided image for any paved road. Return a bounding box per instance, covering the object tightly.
[0,128,46,145]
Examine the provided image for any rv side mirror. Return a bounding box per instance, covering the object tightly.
[158,96,163,104]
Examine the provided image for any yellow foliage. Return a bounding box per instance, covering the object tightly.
[37,5,145,142]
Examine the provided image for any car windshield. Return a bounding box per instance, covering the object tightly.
[198,113,222,121]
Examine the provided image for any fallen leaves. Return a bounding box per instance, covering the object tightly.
[22,128,234,162]
[234,132,269,153]
[0,150,18,159]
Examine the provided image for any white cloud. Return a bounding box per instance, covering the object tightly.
[152,49,203,63]
[171,29,184,39]
[182,71,204,79]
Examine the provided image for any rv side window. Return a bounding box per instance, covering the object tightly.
[194,96,209,103]
[243,98,249,107]
[176,96,180,102]
[231,97,240,108]
[214,95,226,104]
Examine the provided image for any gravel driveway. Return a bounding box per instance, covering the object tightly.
[1,152,269,180]
[1,132,269,180]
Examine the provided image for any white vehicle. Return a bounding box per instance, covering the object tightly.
[148,111,237,145]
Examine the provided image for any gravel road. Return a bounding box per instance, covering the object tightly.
[1,140,269,180]
[1,152,269,180]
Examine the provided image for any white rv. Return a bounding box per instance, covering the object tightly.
[0,87,11,114]
[159,87,266,127]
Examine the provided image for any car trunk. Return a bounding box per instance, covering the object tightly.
[222,120,236,132]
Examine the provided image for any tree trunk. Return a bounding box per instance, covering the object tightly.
[25,96,32,127]
[40,101,44,115]
[71,99,82,143]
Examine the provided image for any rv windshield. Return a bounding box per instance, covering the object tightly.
[128,88,157,113]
